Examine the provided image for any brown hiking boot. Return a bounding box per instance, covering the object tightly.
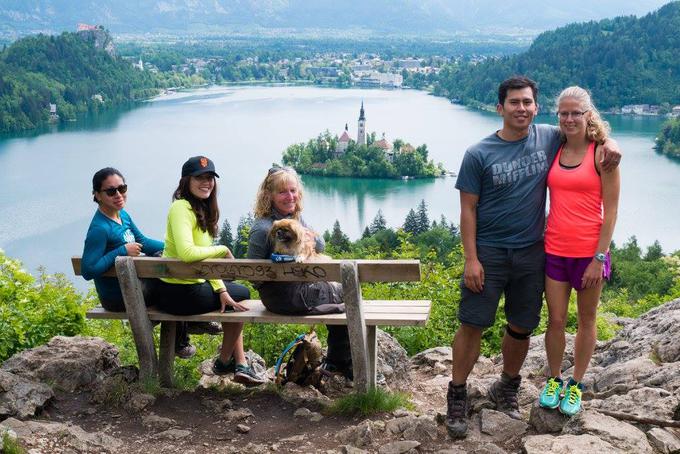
[446,381,469,439]
[488,372,522,419]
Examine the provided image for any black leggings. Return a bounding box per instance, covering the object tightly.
[156,280,251,315]
[100,278,158,312]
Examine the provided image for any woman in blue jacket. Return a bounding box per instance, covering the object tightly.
[81,167,199,358]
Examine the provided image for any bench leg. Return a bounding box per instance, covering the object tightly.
[159,321,176,387]
[367,325,377,390]
[341,261,370,393]
[115,257,158,382]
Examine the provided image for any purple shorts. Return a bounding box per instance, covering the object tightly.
[545,253,611,291]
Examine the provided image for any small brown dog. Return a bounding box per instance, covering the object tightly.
[270,219,329,262]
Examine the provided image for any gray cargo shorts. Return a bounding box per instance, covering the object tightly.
[458,240,545,331]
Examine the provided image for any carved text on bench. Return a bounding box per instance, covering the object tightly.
[195,263,329,280]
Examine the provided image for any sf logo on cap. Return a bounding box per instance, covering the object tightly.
[200,157,208,168]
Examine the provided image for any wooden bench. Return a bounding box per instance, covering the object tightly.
[72,256,431,393]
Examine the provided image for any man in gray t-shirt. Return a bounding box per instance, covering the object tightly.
[445,76,620,439]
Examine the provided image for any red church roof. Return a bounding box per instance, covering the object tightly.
[374,138,392,150]
[339,130,351,142]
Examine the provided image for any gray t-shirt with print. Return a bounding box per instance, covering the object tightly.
[455,124,562,248]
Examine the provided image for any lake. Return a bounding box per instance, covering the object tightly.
[0,85,677,289]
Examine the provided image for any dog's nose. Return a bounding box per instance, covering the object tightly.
[276,229,286,240]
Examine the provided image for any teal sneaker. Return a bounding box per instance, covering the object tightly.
[559,378,584,416]
[538,376,563,409]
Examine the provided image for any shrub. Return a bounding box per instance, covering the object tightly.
[0,250,92,363]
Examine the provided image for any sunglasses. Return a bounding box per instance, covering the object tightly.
[100,184,128,196]
[268,165,295,175]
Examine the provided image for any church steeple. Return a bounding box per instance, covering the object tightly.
[357,101,366,145]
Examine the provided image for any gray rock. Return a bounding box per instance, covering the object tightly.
[341,447,369,454]
[378,440,420,454]
[529,401,569,433]
[385,415,437,441]
[563,410,654,453]
[411,346,452,368]
[141,413,176,431]
[155,428,191,440]
[597,298,680,366]
[124,392,155,413]
[377,329,411,388]
[591,357,658,395]
[0,336,120,392]
[479,409,528,442]
[294,407,324,422]
[639,362,680,393]
[89,366,137,405]
[280,382,331,408]
[0,417,123,451]
[336,420,375,447]
[237,424,251,434]
[0,370,53,419]
[523,434,619,453]
[434,449,467,454]
[294,407,312,417]
[201,397,233,412]
[473,444,508,454]
[588,386,677,421]
[646,428,680,454]
[224,407,254,422]
[242,443,270,454]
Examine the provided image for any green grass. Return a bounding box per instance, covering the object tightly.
[327,388,413,417]
[2,433,26,454]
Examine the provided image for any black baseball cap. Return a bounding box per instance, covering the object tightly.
[181,156,220,178]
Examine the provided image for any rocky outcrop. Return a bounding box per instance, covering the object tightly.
[376,329,411,389]
[0,336,120,392]
[0,298,678,453]
[0,370,53,419]
[0,417,123,452]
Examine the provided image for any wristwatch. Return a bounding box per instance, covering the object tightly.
[594,252,607,263]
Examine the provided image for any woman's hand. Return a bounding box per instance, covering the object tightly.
[219,290,249,312]
[125,242,142,256]
[224,248,234,259]
[581,259,604,289]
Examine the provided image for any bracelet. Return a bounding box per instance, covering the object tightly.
[216,289,227,294]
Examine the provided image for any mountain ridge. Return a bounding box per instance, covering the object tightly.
[0,0,672,37]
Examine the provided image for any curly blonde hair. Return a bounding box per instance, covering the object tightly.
[253,167,304,219]
[556,86,610,144]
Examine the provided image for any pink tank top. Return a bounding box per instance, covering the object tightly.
[545,141,602,257]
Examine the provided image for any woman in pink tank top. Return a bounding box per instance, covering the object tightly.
[538,87,620,416]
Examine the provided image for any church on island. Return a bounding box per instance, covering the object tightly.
[335,102,395,162]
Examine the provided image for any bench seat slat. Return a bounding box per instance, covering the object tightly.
[86,300,431,327]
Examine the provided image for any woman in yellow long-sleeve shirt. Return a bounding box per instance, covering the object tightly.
[156,156,264,385]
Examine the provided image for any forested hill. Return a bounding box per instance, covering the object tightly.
[433,1,680,109]
[0,29,158,132]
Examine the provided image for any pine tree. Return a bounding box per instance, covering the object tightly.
[362,226,372,239]
[416,199,430,234]
[439,215,449,230]
[369,209,387,234]
[329,220,351,252]
[217,219,234,250]
[233,213,254,258]
[403,209,419,235]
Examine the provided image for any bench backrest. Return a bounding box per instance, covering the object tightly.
[71,256,420,283]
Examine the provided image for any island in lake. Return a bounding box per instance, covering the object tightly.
[281,102,446,179]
